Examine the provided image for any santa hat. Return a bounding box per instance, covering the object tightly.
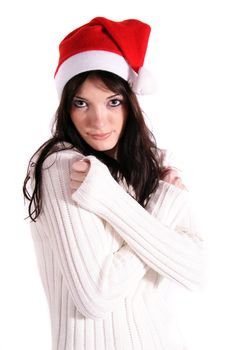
[54,17,155,98]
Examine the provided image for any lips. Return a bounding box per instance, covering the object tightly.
[89,132,112,140]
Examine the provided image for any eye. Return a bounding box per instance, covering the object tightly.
[72,98,87,108]
[109,99,122,107]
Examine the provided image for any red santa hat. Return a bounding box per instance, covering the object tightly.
[54,17,155,98]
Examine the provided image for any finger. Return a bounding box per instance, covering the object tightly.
[162,169,179,182]
[179,183,188,191]
[72,160,90,172]
[163,173,173,182]
[70,179,82,190]
[173,177,188,191]
[70,171,87,181]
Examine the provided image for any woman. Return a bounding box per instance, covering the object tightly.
[23,17,205,350]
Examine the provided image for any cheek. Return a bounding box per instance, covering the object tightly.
[74,122,86,136]
[119,112,128,130]
[71,113,86,132]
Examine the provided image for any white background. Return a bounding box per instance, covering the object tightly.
[0,0,233,349]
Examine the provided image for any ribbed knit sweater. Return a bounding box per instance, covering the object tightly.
[30,148,205,350]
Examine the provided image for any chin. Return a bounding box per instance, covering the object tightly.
[93,145,117,158]
[92,142,117,152]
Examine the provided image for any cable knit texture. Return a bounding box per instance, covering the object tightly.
[30,148,205,350]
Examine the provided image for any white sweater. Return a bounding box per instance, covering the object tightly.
[30,148,205,350]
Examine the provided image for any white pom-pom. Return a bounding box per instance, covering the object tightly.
[131,66,156,95]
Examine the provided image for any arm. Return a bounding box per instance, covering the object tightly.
[34,150,149,319]
[72,156,206,291]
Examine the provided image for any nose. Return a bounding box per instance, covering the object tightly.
[89,105,107,128]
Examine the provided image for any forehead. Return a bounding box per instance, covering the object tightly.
[77,76,114,95]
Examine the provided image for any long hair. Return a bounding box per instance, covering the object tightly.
[23,70,164,221]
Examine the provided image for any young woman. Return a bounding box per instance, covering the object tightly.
[23,17,205,350]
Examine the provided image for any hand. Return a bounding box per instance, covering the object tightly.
[70,160,90,192]
[161,168,187,191]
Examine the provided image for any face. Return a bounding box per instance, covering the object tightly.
[70,76,128,158]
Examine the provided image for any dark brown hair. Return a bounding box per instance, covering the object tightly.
[23,70,164,221]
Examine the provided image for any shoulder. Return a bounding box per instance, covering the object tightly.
[147,180,192,223]
[39,146,84,197]
[30,144,85,188]
[148,180,188,211]
[42,144,84,170]
[148,181,204,239]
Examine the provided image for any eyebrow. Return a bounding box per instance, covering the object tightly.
[107,93,122,99]
[73,93,122,100]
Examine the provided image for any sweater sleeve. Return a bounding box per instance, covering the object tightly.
[72,156,206,291]
[34,150,149,319]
